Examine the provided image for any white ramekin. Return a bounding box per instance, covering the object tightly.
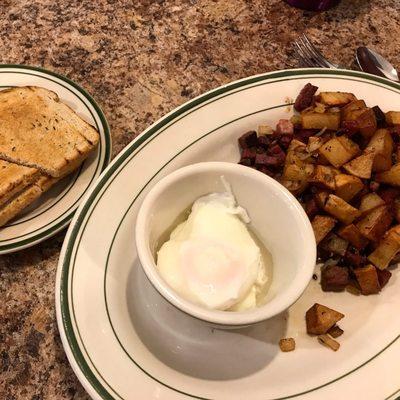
[135,162,316,327]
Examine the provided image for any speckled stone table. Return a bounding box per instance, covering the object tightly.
[1,1,399,399]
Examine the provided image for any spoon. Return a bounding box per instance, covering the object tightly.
[356,46,399,82]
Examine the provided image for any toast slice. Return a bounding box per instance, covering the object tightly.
[0,160,40,208]
[0,86,100,177]
[0,173,60,227]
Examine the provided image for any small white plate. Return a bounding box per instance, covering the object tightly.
[0,65,111,254]
[56,69,400,400]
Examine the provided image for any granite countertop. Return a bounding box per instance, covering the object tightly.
[1,0,399,399]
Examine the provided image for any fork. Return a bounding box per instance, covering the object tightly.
[294,34,342,69]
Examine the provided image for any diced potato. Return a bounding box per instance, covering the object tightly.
[301,111,341,130]
[359,193,385,216]
[282,139,313,193]
[314,190,329,209]
[366,128,393,172]
[341,99,367,120]
[356,205,392,242]
[338,224,369,249]
[317,152,331,165]
[375,163,400,186]
[320,233,348,256]
[323,194,361,225]
[309,165,340,190]
[385,111,400,126]
[356,108,377,139]
[394,198,400,223]
[377,268,393,288]
[312,215,337,244]
[343,151,374,179]
[334,174,363,202]
[318,136,360,168]
[319,92,356,106]
[368,236,400,270]
[283,164,312,182]
[285,139,307,163]
[327,325,344,338]
[306,303,344,335]
[306,136,325,153]
[317,334,340,351]
[368,225,400,270]
[354,265,381,295]
[314,102,327,114]
[320,264,349,291]
[257,124,273,136]
[283,140,310,172]
[279,338,295,352]
[342,104,377,138]
[338,135,361,155]
[280,179,308,195]
[388,224,400,240]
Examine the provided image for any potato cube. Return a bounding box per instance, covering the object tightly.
[309,165,340,190]
[356,108,377,139]
[356,205,392,242]
[318,136,360,168]
[280,179,308,195]
[368,238,400,270]
[341,103,376,138]
[359,193,385,216]
[312,215,336,244]
[314,191,329,209]
[320,264,349,291]
[320,234,349,256]
[354,265,380,295]
[327,325,344,338]
[377,268,392,288]
[366,128,393,172]
[317,152,331,165]
[343,151,375,179]
[306,303,344,335]
[375,163,400,186]
[257,125,274,136]
[385,111,400,126]
[317,334,340,351]
[319,92,356,106]
[334,174,363,202]
[279,338,296,352]
[283,164,310,182]
[394,198,400,223]
[301,111,340,130]
[306,136,325,153]
[337,135,361,156]
[324,194,361,224]
[282,139,313,192]
[341,99,367,121]
[368,225,400,269]
[338,224,369,249]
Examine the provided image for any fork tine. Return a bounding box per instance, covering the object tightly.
[293,41,318,67]
[297,35,329,68]
[301,34,335,68]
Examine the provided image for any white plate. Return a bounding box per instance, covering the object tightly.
[0,65,111,254]
[56,69,400,400]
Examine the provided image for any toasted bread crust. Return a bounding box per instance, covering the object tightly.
[0,160,40,207]
[0,183,42,227]
[0,172,61,227]
[0,86,99,177]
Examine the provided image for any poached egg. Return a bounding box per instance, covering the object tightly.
[156,181,269,311]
